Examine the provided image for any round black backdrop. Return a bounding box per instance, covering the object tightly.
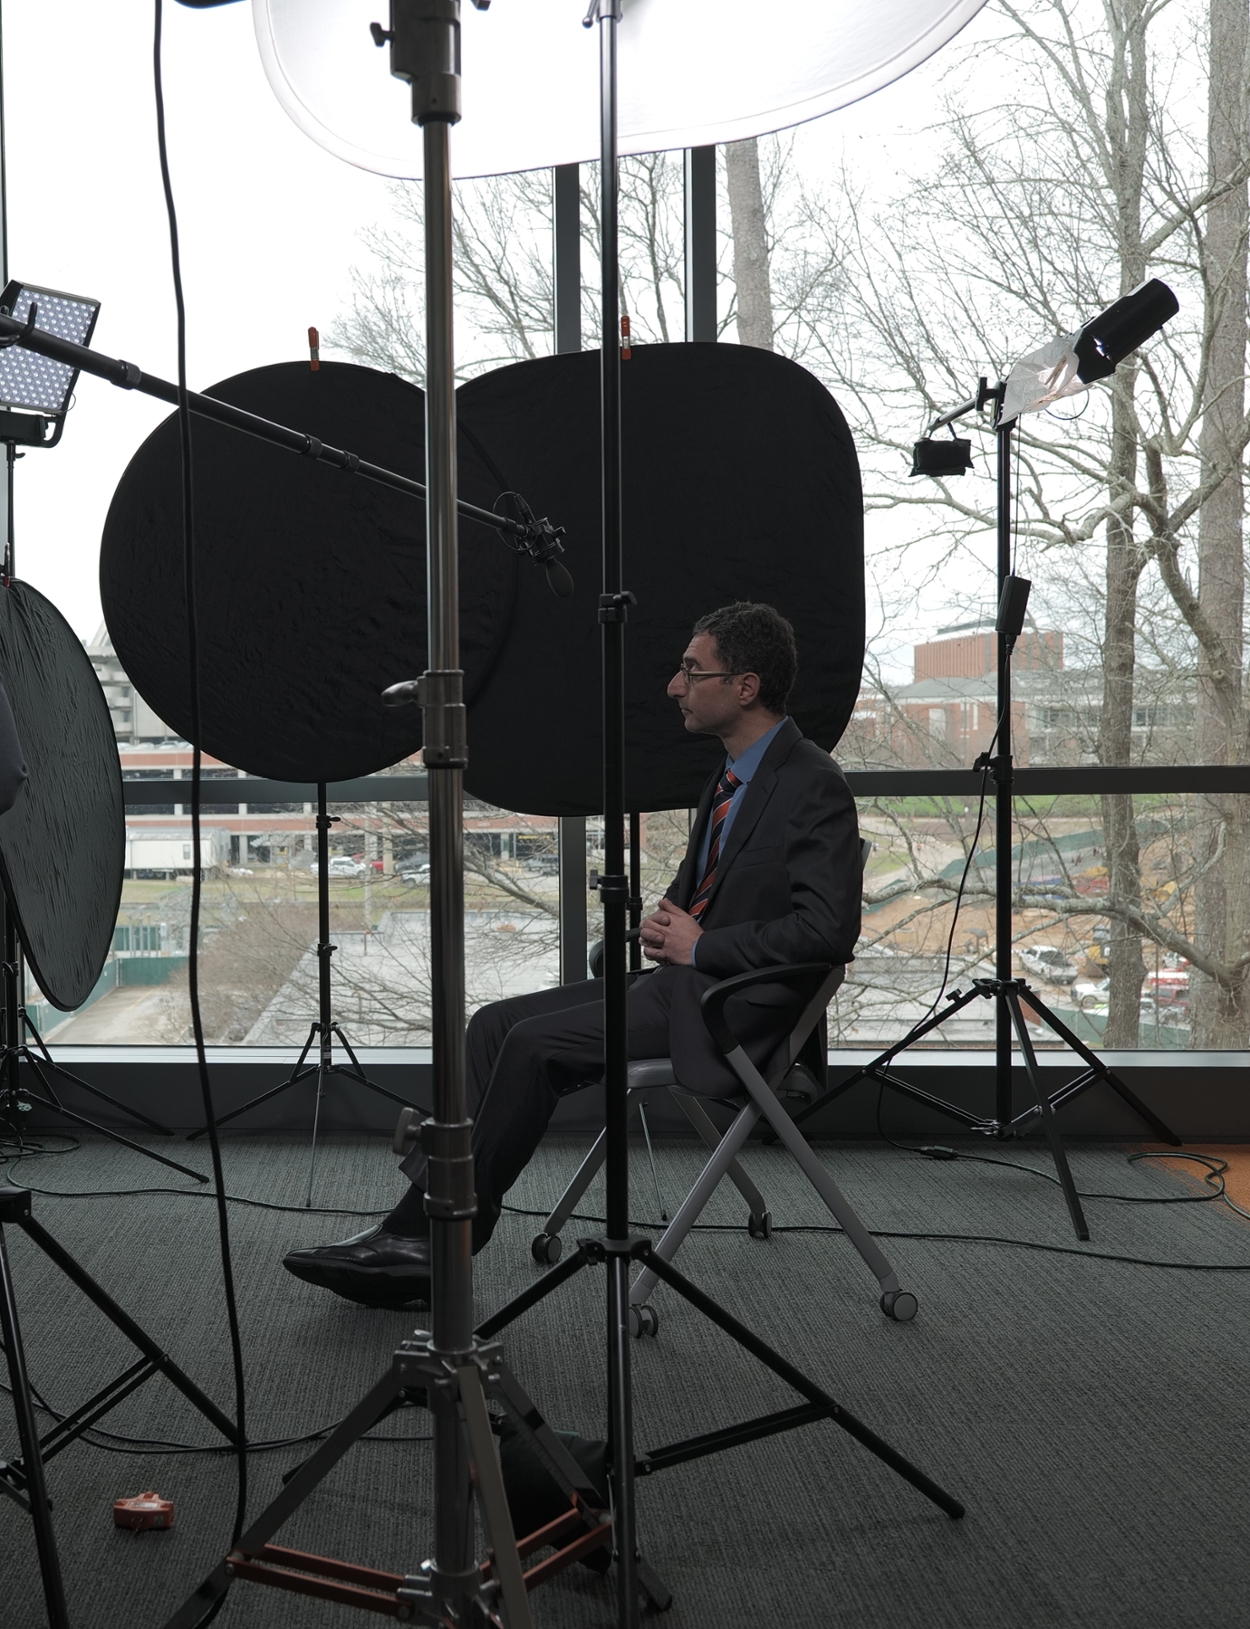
[0,581,124,1010]
[456,343,864,813]
[101,346,863,811]
[100,361,518,783]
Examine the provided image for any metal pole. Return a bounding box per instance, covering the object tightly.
[592,4,639,1623]
[994,413,1014,1131]
[421,103,477,1620]
[684,145,716,343]
[305,784,334,1207]
[554,159,588,984]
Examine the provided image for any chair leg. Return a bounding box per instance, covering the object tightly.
[729,1045,904,1300]
[672,1092,769,1227]
[541,1127,609,1237]
[541,1088,650,1238]
[637,1104,669,1222]
[630,1102,760,1307]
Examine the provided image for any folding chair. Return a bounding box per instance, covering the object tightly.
[531,957,918,1334]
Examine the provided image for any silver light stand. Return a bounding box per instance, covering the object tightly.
[382,6,534,1624]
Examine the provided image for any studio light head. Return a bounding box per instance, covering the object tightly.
[1000,277,1177,423]
[1072,278,1180,384]
[0,281,100,449]
[910,436,973,478]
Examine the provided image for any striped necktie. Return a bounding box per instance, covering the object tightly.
[688,766,741,920]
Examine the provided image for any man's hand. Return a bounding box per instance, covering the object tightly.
[639,899,703,966]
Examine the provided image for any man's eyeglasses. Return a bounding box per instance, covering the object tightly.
[673,661,744,688]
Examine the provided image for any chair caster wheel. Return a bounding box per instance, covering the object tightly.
[531,1232,562,1265]
[881,1290,918,1322]
[628,1304,659,1339]
[747,1210,773,1239]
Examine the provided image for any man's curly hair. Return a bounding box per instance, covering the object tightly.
[693,602,798,714]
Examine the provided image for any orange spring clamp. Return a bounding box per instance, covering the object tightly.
[113,1491,175,1532]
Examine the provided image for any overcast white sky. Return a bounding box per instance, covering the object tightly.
[2,0,995,642]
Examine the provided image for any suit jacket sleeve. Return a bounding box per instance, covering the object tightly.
[690,753,861,977]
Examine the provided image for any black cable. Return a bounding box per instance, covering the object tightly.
[874,1137,1232,1205]
[1130,1149,1250,1221]
[153,0,247,1591]
[0,1161,392,1215]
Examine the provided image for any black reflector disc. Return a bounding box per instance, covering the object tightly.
[100,362,518,783]
[456,344,864,814]
[101,348,862,813]
[0,582,123,1010]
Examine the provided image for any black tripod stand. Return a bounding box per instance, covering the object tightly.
[789,382,1181,1240]
[0,896,207,1183]
[0,1184,238,1629]
[187,784,425,1206]
[471,10,965,1628]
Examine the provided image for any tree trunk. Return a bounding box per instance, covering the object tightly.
[1100,388,1146,1046]
[1097,0,1151,1047]
[725,140,774,349]
[1192,0,1250,1047]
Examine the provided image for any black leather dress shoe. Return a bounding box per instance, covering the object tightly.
[283,1225,432,1309]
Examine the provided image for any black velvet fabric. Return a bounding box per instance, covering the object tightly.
[0,582,122,1010]
[457,343,864,814]
[99,361,517,782]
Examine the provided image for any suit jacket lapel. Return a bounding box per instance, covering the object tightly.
[700,719,801,919]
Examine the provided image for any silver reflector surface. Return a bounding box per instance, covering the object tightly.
[253,0,989,179]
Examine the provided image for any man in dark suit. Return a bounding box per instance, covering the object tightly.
[284,602,861,1307]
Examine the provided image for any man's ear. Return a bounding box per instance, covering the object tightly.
[738,671,762,707]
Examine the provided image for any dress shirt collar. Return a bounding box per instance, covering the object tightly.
[725,716,788,784]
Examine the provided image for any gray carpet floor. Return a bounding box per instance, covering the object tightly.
[2,1131,1249,1629]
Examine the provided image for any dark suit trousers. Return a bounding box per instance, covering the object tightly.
[393,971,681,1250]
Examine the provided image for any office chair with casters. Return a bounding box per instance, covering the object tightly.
[533,957,918,1332]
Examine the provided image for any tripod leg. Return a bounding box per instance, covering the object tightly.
[458,1364,534,1629]
[788,986,988,1132]
[1004,990,1090,1241]
[21,1026,175,1137]
[642,1249,964,1519]
[161,1369,404,1629]
[21,1213,239,1445]
[185,1025,319,1139]
[1014,987,1182,1146]
[15,1080,207,1183]
[305,1040,328,1211]
[0,1222,71,1628]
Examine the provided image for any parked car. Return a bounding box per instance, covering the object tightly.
[328,856,366,877]
[1018,944,1079,985]
[401,863,432,885]
[1073,977,1110,1011]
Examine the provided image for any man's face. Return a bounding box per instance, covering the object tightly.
[667,631,743,736]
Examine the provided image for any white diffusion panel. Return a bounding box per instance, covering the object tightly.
[253,0,989,179]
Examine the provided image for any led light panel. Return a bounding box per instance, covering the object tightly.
[0,282,100,415]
